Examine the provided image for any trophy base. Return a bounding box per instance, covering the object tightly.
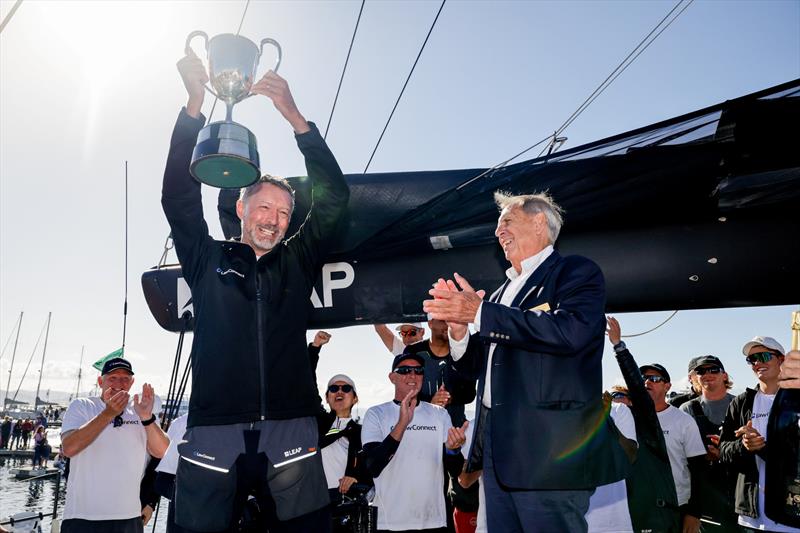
[190,121,261,189]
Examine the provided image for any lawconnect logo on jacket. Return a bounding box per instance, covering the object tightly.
[216,267,245,279]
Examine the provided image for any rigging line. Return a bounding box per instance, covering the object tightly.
[455,134,553,191]
[235,0,251,36]
[555,0,694,142]
[11,317,48,402]
[621,310,679,338]
[324,0,366,140]
[552,0,693,142]
[458,0,692,189]
[207,0,252,124]
[363,0,447,173]
[0,0,23,35]
[0,313,22,364]
[122,161,129,350]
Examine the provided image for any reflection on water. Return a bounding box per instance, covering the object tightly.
[0,458,168,532]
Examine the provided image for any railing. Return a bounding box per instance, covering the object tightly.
[0,470,61,528]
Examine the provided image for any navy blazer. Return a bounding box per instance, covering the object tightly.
[458,250,630,490]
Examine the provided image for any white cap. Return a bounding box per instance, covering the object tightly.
[395,322,424,331]
[327,374,356,393]
[741,336,786,356]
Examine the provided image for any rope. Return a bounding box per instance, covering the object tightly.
[0,312,21,364]
[0,0,23,34]
[543,0,695,156]
[363,0,447,173]
[462,0,695,186]
[621,310,679,338]
[122,161,128,350]
[235,0,251,35]
[11,317,48,402]
[324,0,366,140]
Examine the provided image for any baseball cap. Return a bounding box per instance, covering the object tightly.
[101,357,134,376]
[395,322,424,331]
[327,374,356,393]
[688,355,725,372]
[639,363,671,383]
[392,352,425,370]
[742,336,785,356]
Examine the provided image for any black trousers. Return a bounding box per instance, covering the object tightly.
[62,517,143,533]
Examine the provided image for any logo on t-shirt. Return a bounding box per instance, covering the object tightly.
[751,412,770,420]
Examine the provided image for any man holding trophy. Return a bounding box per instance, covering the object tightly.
[162,39,349,532]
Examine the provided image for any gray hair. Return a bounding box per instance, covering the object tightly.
[494,191,564,243]
[239,174,296,215]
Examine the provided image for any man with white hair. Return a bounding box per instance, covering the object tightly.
[424,192,629,532]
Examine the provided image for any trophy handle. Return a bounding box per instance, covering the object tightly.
[184,31,209,57]
[184,31,219,99]
[258,38,283,73]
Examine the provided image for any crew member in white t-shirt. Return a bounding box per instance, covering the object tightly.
[639,363,707,533]
[720,335,799,532]
[362,353,468,533]
[373,323,426,355]
[586,400,638,533]
[60,357,169,533]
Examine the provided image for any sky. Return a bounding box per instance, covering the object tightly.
[0,0,798,414]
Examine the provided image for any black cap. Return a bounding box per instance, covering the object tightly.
[688,355,724,373]
[639,363,670,383]
[392,352,425,370]
[101,357,134,376]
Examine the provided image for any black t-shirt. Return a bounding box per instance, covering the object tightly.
[403,341,476,426]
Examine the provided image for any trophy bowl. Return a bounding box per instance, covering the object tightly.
[190,121,260,189]
[185,31,282,189]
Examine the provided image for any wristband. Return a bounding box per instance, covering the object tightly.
[141,414,157,427]
[446,447,462,455]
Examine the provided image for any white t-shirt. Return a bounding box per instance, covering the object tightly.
[155,414,188,476]
[587,403,637,533]
[321,416,352,489]
[61,396,151,520]
[362,401,452,531]
[657,404,706,506]
[738,391,798,532]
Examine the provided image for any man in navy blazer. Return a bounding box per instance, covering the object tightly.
[424,192,629,532]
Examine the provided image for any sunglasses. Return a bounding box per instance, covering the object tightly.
[694,366,723,376]
[610,391,629,400]
[746,351,776,365]
[399,329,422,337]
[327,384,354,394]
[113,415,124,428]
[641,374,667,383]
[394,366,424,375]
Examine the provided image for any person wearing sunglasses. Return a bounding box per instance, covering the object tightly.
[719,335,797,532]
[679,356,738,532]
[59,357,169,533]
[373,322,426,355]
[318,374,366,506]
[637,363,707,533]
[362,353,468,533]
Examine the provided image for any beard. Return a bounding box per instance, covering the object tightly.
[245,223,284,254]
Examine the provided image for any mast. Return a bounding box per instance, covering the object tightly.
[75,345,84,400]
[2,311,23,413]
[34,312,52,409]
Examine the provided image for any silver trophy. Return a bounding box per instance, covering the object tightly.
[185,31,282,188]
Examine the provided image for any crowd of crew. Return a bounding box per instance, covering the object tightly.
[50,321,800,533]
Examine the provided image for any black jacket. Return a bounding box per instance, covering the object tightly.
[615,347,681,533]
[162,109,349,427]
[719,387,768,519]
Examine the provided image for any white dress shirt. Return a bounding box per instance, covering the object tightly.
[450,245,553,408]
